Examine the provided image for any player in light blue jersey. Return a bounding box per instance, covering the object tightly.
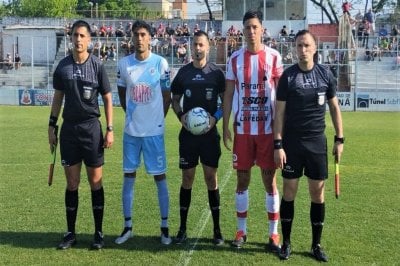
[115,20,172,245]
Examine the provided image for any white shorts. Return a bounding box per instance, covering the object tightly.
[123,133,167,175]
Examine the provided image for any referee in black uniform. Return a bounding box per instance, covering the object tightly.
[48,20,114,250]
[171,30,225,245]
[273,30,344,262]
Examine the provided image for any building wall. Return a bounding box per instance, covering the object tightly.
[141,0,173,18]
[2,28,59,65]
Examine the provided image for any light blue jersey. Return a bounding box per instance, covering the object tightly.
[117,52,170,137]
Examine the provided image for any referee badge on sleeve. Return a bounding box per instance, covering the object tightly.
[317,92,326,105]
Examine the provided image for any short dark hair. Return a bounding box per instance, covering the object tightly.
[242,10,263,25]
[71,20,91,35]
[193,30,209,41]
[294,29,317,44]
[131,20,151,35]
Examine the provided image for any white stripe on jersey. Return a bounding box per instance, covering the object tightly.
[226,45,283,135]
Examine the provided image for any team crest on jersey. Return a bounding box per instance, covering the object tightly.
[206,88,213,100]
[185,89,192,98]
[149,67,156,75]
[318,92,326,105]
[192,74,204,81]
[130,83,153,104]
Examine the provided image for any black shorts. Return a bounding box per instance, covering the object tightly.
[60,119,104,167]
[179,128,221,169]
[282,134,327,180]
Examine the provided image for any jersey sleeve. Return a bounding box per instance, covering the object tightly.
[159,58,171,91]
[98,63,111,95]
[170,67,183,95]
[225,54,236,81]
[326,67,337,100]
[276,70,289,101]
[272,52,284,79]
[217,68,226,94]
[117,59,126,88]
[53,65,63,91]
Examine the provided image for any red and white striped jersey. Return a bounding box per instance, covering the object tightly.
[226,45,283,135]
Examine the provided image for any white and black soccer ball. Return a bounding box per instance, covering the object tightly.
[186,107,210,135]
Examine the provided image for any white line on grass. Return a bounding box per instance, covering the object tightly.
[177,166,233,266]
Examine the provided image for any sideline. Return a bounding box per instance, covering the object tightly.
[176,166,233,266]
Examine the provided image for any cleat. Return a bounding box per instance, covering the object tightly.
[267,234,281,253]
[279,243,291,260]
[213,229,224,246]
[91,231,104,250]
[161,227,172,245]
[311,244,328,262]
[231,230,247,248]
[57,232,76,250]
[175,228,187,244]
[115,227,132,244]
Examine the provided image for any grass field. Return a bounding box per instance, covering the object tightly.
[0,106,399,265]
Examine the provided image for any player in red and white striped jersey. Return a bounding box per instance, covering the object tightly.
[222,10,283,251]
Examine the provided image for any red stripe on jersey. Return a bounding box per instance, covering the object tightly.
[257,50,267,135]
[268,212,280,221]
[237,211,248,218]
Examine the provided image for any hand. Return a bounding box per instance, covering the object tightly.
[104,131,114,149]
[48,127,57,153]
[180,112,189,131]
[201,113,215,135]
[332,142,343,163]
[223,128,232,151]
[274,149,286,169]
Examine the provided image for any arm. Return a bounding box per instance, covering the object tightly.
[162,90,171,117]
[117,86,126,112]
[171,93,188,130]
[102,92,114,148]
[328,96,344,162]
[222,80,235,151]
[273,100,287,169]
[48,90,64,151]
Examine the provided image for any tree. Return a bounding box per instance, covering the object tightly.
[8,0,78,18]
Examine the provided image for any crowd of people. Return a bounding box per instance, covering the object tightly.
[47,11,346,263]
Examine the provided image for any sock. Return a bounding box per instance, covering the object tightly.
[266,191,280,237]
[310,202,325,247]
[65,189,78,234]
[280,198,294,245]
[208,188,221,231]
[179,187,192,231]
[122,176,135,228]
[235,190,248,234]
[156,179,169,228]
[91,187,104,233]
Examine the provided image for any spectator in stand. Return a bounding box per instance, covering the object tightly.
[91,23,99,37]
[372,44,381,61]
[391,25,398,37]
[362,19,371,48]
[288,30,296,42]
[157,23,166,37]
[65,22,72,36]
[93,39,102,58]
[357,21,365,47]
[99,23,107,37]
[227,25,236,36]
[106,24,113,38]
[365,8,375,35]
[175,24,183,37]
[355,10,363,22]
[4,53,13,69]
[125,22,132,37]
[263,28,271,43]
[379,25,388,37]
[100,43,108,61]
[116,22,125,37]
[280,25,288,42]
[379,37,390,56]
[365,46,372,62]
[14,53,22,70]
[166,23,175,36]
[176,43,187,63]
[182,23,191,37]
[193,23,200,34]
[108,43,116,61]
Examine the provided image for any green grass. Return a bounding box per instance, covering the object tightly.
[0,106,399,265]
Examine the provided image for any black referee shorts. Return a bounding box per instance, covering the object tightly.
[178,128,221,169]
[282,134,328,180]
[60,118,104,167]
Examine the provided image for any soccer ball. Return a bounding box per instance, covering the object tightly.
[186,107,210,135]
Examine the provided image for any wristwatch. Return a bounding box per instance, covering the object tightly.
[334,135,345,144]
[106,125,113,132]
